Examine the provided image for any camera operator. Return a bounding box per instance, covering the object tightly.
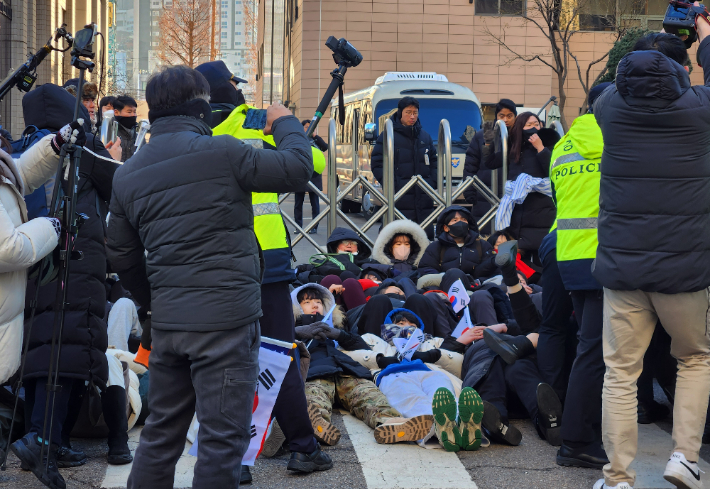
[106,65,314,489]
[591,13,710,489]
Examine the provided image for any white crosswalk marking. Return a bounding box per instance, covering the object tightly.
[340,410,477,489]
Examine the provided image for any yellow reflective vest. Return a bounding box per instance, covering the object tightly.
[549,113,603,290]
[213,104,325,283]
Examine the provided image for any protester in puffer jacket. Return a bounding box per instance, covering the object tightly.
[418,205,498,279]
[0,136,61,385]
[296,227,374,283]
[371,97,438,235]
[371,219,430,277]
[486,112,559,261]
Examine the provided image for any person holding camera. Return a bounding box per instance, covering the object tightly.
[106,65,314,489]
[591,16,710,489]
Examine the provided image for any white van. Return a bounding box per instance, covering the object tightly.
[329,72,483,213]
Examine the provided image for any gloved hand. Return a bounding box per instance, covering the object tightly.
[376,354,400,369]
[482,121,495,146]
[51,119,87,155]
[319,326,342,341]
[42,217,61,238]
[412,349,442,364]
[295,322,330,341]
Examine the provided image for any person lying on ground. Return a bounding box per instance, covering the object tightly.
[291,284,433,446]
[487,230,540,283]
[296,227,373,283]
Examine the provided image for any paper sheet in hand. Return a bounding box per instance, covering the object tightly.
[393,328,425,361]
[448,279,470,313]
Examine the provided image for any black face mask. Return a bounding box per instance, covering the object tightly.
[235,88,246,107]
[115,115,137,129]
[448,221,469,238]
[522,127,539,141]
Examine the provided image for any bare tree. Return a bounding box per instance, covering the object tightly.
[482,0,629,129]
[158,0,217,68]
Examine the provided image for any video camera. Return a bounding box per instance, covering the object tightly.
[663,0,710,48]
[325,36,363,68]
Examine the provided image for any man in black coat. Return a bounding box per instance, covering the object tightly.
[106,66,315,489]
[371,96,438,236]
[463,98,517,233]
[592,29,710,489]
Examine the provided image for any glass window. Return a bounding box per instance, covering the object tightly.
[374,98,483,149]
[580,0,616,30]
[235,21,242,25]
[221,32,227,38]
[475,0,523,15]
[236,31,242,35]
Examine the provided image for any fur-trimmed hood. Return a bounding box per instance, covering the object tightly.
[372,219,430,267]
[291,283,346,329]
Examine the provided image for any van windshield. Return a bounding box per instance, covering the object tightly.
[374,98,482,148]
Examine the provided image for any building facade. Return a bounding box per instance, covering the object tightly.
[0,0,110,137]
[255,0,703,136]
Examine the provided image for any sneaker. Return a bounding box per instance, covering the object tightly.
[261,419,287,457]
[432,387,461,452]
[458,387,485,451]
[287,445,334,473]
[56,445,88,468]
[593,479,633,489]
[10,433,66,489]
[308,228,318,235]
[307,404,341,446]
[664,452,703,489]
[482,401,522,446]
[536,383,563,447]
[374,415,433,444]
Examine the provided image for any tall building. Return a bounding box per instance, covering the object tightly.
[0,0,110,137]
[219,0,258,104]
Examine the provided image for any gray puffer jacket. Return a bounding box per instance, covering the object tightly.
[107,114,313,332]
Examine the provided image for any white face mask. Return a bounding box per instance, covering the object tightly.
[392,244,411,261]
[338,250,358,255]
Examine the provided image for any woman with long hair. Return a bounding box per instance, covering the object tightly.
[486,111,559,265]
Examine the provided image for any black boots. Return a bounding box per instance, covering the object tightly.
[101,385,133,465]
[11,433,66,489]
[483,328,535,365]
[481,401,522,446]
[557,442,609,469]
[536,383,563,447]
[240,465,253,484]
[287,445,334,473]
[495,240,520,286]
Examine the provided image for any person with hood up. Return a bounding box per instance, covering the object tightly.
[296,227,374,283]
[292,284,433,446]
[12,84,129,488]
[371,219,430,278]
[194,60,248,128]
[592,27,710,489]
[371,96,438,236]
[486,112,560,265]
[463,99,517,233]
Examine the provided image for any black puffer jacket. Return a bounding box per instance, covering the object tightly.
[463,125,503,230]
[418,205,498,278]
[593,39,710,293]
[371,114,438,225]
[23,84,119,385]
[486,127,559,252]
[107,111,313,332]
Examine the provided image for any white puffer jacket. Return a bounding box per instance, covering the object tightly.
[0,136,61,384]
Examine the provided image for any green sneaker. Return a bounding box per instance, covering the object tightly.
[432,387,461,452]
[458,387,485,451]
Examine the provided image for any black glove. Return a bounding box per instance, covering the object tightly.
[51,120,87,154]
[295,322,329,341]
[320,327,342,341]
[376,354,401,369]
[482,121,495,146]
[412,349,442,364]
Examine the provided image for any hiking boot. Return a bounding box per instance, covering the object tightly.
[664,452,703,489]
[536,383,562,447]
[374,415,433,444]
[240,465,252,485]
[307,404,341,446]
[287,445,333,473]
[56,445,88,468]
[482,401,522,446]
[593,480,633,489]
[495,240,520,286]
[261,419,286,458]
[457,387,485,451]
[557,442,609,469]
[10,433,66,489]
[432,387,461,452]
[483,329,535,365]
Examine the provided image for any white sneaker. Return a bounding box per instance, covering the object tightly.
[593,479,633,489]
[664,452,704,489]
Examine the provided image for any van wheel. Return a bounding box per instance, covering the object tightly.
[341,199,362,214]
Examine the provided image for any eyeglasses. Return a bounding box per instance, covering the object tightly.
[340,240,358,246]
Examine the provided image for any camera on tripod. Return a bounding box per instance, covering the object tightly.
[663,0,710,48]
[325,36,363,68]
[70,24,97,70]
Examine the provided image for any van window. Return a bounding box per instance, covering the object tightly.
[374,98,482,149]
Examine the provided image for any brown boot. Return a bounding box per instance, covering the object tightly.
[307,404,340,446]
[373,415,434,444]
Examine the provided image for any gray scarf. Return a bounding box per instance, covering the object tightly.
[0,148,23,195]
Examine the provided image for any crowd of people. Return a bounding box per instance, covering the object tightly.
[0,24,709,489]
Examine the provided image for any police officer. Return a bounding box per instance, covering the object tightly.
[210,82,330,481]
[195,60,248,128]
[548,82,611,470]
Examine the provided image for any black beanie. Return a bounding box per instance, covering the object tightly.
[495,98,517,116]
[587,82,612,113]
